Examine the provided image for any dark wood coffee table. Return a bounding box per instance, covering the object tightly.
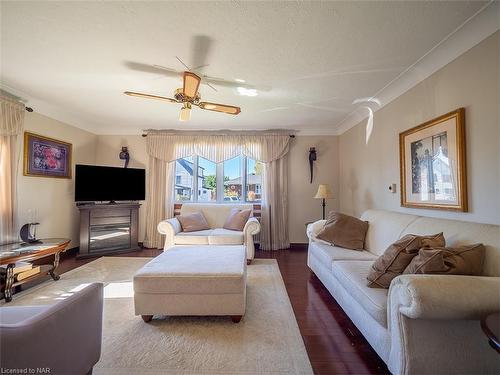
[0,238,70,302]
[481,312,500,353]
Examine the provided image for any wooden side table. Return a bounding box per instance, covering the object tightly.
[481,312,500,353]
[0,238,70,302]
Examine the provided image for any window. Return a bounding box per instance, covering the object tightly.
[198,157,216,202]
[224,156,243,202]
[246,158,262,202]
[174,155,261,203]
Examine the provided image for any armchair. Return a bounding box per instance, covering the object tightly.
[0,283,104,375]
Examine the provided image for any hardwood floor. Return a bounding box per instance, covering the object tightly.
[27,246,389,375]
[256,246,389,375]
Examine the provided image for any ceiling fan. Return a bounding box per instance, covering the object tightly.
[124,70,241,121]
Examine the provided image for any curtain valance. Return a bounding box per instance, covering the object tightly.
[0,96,25,136]
[146,130,292,163]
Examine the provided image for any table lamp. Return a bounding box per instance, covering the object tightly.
[314,184,333,220]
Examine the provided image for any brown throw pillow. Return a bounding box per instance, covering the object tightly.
[316,212,369,250]
[403,244,485,276]
[177,212,210,232]
[366,233,445,288]
[223,208,252,231]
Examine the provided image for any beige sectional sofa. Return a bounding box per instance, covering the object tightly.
[307,209,500,375]
[157,203,261,262]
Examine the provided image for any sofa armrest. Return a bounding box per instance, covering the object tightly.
[387,275,500,374]
[306,220,326,241]
[243,217,260,261]
[389,274,500,320]
[0,283,103,374]
[244,217,261,236]
[157,218,181,250]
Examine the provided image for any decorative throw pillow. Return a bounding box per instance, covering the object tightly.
[316,212,369,250]
[223,208,252,231]
[366,232,445,288]
[177,212,210,232]
[403,244,485,276]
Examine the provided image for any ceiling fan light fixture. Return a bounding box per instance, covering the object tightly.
[179,103,191,121]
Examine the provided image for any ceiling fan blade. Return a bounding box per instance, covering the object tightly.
[124,91,177,103]
[183,72,201,98]
[191,35,213,71]
[198,101,241,115]
[151,64,183,75]
[176,56,191,71]
[192,64,210,71]
[205,81,218,92]
[124,61,180,77]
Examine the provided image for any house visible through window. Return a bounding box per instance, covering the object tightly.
[174,155,262,203]
[175,156,194,201]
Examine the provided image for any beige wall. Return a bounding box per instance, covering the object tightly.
[339,31,499,225]
[16,112,97,248]
[288,136,339,243]
[93,135,340,244]
[94,135,148,241]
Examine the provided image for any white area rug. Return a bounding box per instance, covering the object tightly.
[6,257,313,375]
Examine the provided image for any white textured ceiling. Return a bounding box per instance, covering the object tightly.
[0,1,494,135]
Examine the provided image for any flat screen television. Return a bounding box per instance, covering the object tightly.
[75,164,145,202]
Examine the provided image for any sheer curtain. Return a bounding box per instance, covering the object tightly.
[142,130,292,249]
[0,96,25,245]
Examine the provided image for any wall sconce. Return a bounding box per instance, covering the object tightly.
[119,146,130,168]
[309,147,317,183]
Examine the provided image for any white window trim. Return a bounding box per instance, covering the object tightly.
[174,155,261,204]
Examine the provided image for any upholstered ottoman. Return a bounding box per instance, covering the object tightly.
[133,245,246,323]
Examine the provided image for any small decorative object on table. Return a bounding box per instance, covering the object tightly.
[19,222,40,243]
[399,108,467,211]
[314,184,333,220]
[24,132,72,178]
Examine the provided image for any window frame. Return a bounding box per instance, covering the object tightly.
[174,155,262,204]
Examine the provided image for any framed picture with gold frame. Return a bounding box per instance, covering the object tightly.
[24,132,72,178]
[399,108,467,211]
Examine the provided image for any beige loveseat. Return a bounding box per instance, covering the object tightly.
[307,209,500,375]
[158,203,261,262]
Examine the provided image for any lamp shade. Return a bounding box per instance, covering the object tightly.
[314,184,333,199]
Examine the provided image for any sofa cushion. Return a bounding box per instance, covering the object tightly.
[209,228,244,245]
[134,245,246,294]
[309,241,377,266]
[317,212,369,250]
[404,244,485,276]
[180,203,253,228]
[174,229,212,245]
[361,210,419,256]
[223,208,252,231]
[400,216,500,277]
[332,260,388,327]
[367,233,445,289]
[177,211,210,232]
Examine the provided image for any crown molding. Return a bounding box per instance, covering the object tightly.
[334,1,500,136]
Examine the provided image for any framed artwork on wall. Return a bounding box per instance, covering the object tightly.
[24,132,72,178]
[399,108,467,211]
